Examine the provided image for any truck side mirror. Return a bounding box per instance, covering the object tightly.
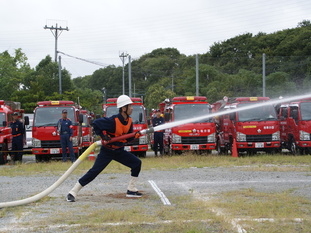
[2,121,7,127]
[24,116,29,125]
[147,119,151,125]
[139,112,143,123]
[79,114,84,124]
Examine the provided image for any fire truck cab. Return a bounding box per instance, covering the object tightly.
[103,97,149,157]
[32,100,87,162]
[0,100,28,164]
[80,110,94,149]
[277,98,311,154]
[165,96,216,154]
[213,97,281,155]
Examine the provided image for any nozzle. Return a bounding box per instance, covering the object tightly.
[140,127,154,135]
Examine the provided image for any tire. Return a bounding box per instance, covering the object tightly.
[35,154,43,163]
[0,143,8,165]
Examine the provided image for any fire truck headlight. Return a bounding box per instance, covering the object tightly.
[272,131,280,141]
[299,130,310,141]
[32,138,41,147]
[72,136,79,146]
[172,133,181,143]
[207,133,216,143]
[139,135,148,144]
[236,132,246,142]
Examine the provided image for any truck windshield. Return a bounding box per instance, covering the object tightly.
[173,104,212,122]
[0,113,5,126]
[300,102,311,120]
[105,106,119,117]
[237,103,277,122]
[34,107,76,127]
[106,105,145,124]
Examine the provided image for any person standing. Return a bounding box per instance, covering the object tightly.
[152,109,165,156]
[10,112,25,163]
[57,109,75,162]
[66,95,142,202]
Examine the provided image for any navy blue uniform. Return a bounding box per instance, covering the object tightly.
[152,116,165,155]
[78,113,141,187]
[10,119,24,161]
[57,118,75,162]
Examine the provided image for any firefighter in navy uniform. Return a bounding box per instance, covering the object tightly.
[152,109,165,156]
[66,95,142,202]
[10,112,25,162]
[57,109,75,162]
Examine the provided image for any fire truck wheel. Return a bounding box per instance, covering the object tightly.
[35,154,43,163]
[0,143,8,165]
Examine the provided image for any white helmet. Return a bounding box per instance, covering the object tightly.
[117,95,133,108]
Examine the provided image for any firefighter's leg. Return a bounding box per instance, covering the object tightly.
[60,135,67,162]
[67,138,75,163]
[113,150,142,197]
[17,136,23,162]
[11,139,17,163]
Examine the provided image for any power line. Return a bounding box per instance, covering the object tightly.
[57,51,109,67]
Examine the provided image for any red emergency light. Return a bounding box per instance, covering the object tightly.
[37,101,75,107]
[172,96,207,102]
[233,97,270,102]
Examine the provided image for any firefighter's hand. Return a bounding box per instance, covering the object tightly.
[134,131,141,139]
[101,131,111,142]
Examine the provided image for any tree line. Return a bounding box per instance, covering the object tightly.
[1,20,310,113]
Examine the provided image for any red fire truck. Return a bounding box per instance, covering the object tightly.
[0,100,28,164]
[32,101,88,162]
[276,98,311,154]
[213,97,281,155]
[164,96,216,154]
[102,97,149,157]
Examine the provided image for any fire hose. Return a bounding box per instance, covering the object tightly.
[0,128,154,208]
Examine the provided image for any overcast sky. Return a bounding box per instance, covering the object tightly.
[1,0,311,78]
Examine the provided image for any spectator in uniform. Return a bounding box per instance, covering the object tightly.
[152,109,165,156]
[57,109,75,162]
[10,112,25,163]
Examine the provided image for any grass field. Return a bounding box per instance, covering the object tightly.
[0,153,310,232]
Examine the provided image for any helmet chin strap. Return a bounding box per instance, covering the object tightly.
[123,105,130,118]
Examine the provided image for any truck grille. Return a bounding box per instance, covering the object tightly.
[181,136,208,144]
[246,134,272,142]
[125,138,139,146]
[41,141,62,148]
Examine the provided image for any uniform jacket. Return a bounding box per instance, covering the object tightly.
[92,113,134,149]
[10,119,24,136]
[57,118,73,137]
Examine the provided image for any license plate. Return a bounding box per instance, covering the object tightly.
[50,148,60,154]
[190,144,199,150]
[124,146,131,151]
[255,143,264,148]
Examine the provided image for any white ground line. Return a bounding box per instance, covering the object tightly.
[148,180,171,205]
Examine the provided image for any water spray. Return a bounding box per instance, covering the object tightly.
[1,93,310,208]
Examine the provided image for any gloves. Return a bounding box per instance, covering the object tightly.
[101,130,111,142]
[134,131,141,139]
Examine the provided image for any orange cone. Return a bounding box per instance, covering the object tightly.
[232,138,238,157]
[88,151,96,161]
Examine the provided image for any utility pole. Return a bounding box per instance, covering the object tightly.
[58,56,62,95]
[128,55,132,97]
[196,54,199,96]
[262,53,266,97]
[119,52,128,95]
[44,22,69,62]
